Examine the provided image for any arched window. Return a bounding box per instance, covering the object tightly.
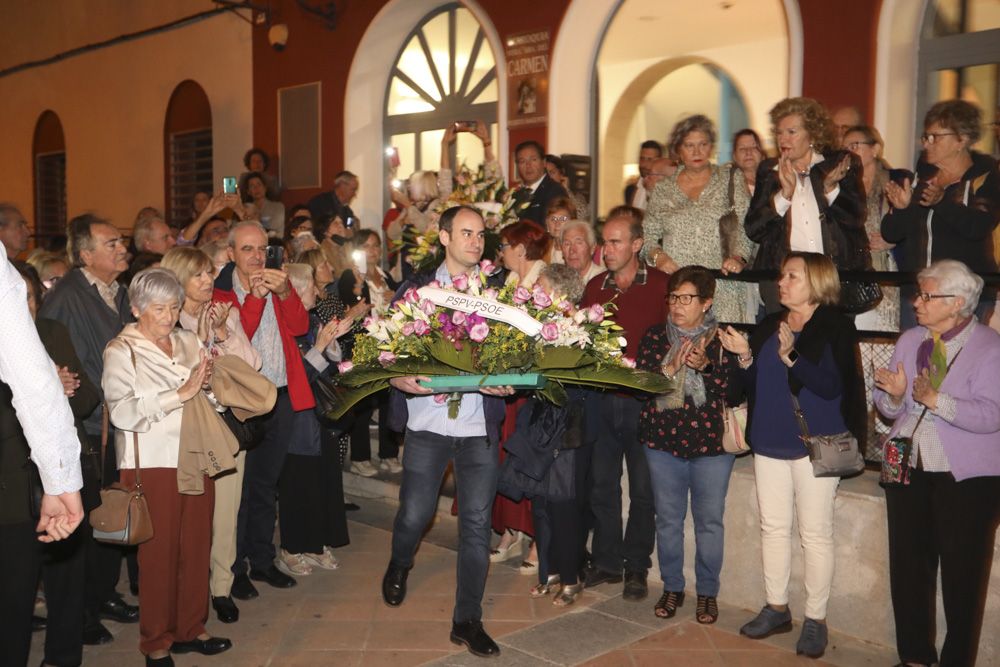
[384,3,499,178]
[164,80,213,228]
[33,110,66,246]
[918,0,1000,155]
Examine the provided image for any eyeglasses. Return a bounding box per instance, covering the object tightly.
[547,215,570,222]
[667,293,700,305]
[920,132,958,144]
[846,141,875,151]
[915,292,955,302]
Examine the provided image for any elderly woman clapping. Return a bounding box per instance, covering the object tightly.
[102,268,231,665]
[873,260,1000,667]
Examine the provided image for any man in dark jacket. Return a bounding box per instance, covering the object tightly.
[37,213,138,645]
[380,205,512,658]
[307,170,360,229]
[511,141,568,226]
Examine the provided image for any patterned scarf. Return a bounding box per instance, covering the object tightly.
[916,316,970,390]
[656,310,718,410]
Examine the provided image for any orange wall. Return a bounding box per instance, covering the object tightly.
[252,0,572,206]
[798,0,881,121]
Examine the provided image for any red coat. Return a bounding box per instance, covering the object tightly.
[213,264,315,411]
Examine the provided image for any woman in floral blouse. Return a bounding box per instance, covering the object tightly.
[636,265,739,624]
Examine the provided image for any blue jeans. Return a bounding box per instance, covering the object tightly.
[390,429,498,623]
[644,449,735,596]
[588,393,655,574]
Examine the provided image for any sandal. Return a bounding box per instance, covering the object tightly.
[552,582,584,607]
[654,591,684,619]
[529,574,560,598]
[696,595,719,624]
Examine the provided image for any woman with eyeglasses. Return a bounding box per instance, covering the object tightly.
[636,265,740,624]
[872,259,1000,667]
[745,98,868,315]
[882,100,1000,330]
[541,197,576,264]
[843,125,911,333]
[643,115,754,323]
[719,252,866,659]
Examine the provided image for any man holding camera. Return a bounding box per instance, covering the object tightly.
[212,221,312,615]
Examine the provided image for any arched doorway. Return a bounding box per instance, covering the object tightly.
[344,0,507,229]
[33,110,67,247]
[593,0,790,216]
[164,80,213,229]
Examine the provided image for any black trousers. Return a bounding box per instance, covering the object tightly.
[348,393,400,462]
[82,433,125,629]
[884,470,1000,667]
[41,519,87,666]
[0,520,43,667]
[235,389,291,572]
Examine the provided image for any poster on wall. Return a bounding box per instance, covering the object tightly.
[505,30,550,128]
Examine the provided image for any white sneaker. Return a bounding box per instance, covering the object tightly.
[276,549,313,576]
[350,460,378,477]
[379,457,403,473]
[302,547,340,570]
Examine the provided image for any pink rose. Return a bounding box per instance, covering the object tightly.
[403,288,420,304]
[413,319,430,335]
[621,357,637,369]
[479,259,498,275]
[428,280,442,288]
[484,288,498,299]
[540,322,559,341]
[401,322,415,336]
[452,311,467,326]
[378,351,397,366]
[532,288,552,308]
[451,273,469,291]
[557,300,573,314]
[337,361,354,373]
[587,304,605,323]
[433,393,449,404]
[469,322,490,342]
[420,299,437,315]
[513,286,531,304]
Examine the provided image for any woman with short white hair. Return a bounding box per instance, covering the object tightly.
[558,220,603,284]
[873,259,1000,667]
[102,268,231,665]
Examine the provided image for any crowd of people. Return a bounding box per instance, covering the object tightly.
[1,96,999,667]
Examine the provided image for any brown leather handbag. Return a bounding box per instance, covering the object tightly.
[88,340,153,545]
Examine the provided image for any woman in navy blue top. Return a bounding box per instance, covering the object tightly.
[719,252,865,659]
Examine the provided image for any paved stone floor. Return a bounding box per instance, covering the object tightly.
[31,478,897,666]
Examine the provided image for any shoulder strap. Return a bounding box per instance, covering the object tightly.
[906,343,965,438]
[102,338,142,489]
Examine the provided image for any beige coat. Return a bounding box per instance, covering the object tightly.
[103,325,203,470]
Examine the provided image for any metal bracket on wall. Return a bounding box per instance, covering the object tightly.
[212,0,272,26]
[295,0,338,30]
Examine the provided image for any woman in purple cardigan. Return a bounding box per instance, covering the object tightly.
[873,259,1000,667]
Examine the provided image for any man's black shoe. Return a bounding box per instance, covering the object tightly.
[582,565,623,589]
[145,655,174,666]
[31,614,47,632]
[248,565,296,589]
[622,570,648,601]
[345,502,361,511]
[212,596,240,623]
[450,620,500,657]
[100,596,139,623]
[231,573,259,600]
[170,636,233,656]
[382,562,409,606]
[82,622,113,645]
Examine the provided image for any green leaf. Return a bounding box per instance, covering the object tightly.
[322,379,391,420]
[537,379,568,406]
[427,337,478,373]
[542,367,674,394]
[535,347,596,370]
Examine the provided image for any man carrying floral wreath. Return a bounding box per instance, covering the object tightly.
[380,205,514,658]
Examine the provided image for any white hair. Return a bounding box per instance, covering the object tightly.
[918,259,984,318]
[559,219,596,248]
[128,267,184,313]
[284,263,314,298]
[227,220,267,247]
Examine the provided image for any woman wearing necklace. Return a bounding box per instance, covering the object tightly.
[882,99,1000,330]
[719,252,865,659]
[745,98,867,314]
[643,115,754,323]
[873,259,1000,667]
[636,265,740,624]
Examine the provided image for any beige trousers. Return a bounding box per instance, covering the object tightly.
[753,453,839,620]
[209,450,245,598]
